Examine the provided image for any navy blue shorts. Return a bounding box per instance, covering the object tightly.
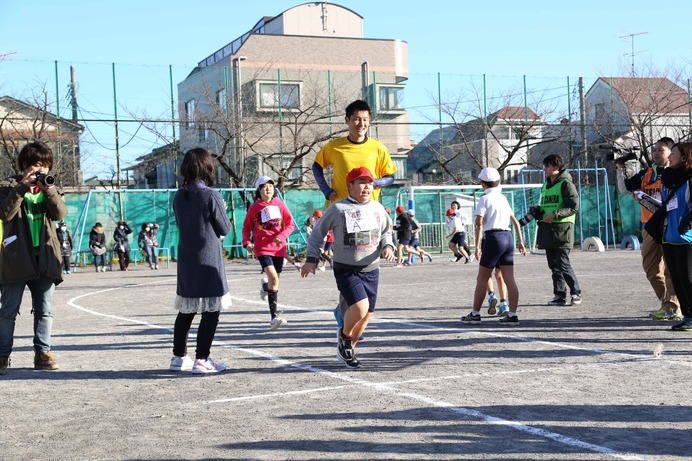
[479,230,514,268]
[258,255,284,274]
[450,231,466,246]
[323,241,334,252]
[410,238,420,248]
[333,264,379,312]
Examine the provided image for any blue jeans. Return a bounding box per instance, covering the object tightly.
[0,275,56,355]
[144,245,158,267]
[94,253,107,270]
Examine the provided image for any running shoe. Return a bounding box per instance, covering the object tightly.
[259,276,269,300]
[461,312,481,323]
[570,294,583,305]
[653,311,683,321]
[427,253,433,262]
[336,328,361,369]
[497,302,509,317]
[487,293,498,315]
[169,355,194,371]
[498,314,519,325]
[547,297,567,306]
[671,318,692,331]
[191,357,227,374]
[270,316,288,330]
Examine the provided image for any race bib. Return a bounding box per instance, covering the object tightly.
[667,196,678,212]
[260,205,282,223]
[344,209,378,233]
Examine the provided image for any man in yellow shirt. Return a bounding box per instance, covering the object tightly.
[312,100,397,207]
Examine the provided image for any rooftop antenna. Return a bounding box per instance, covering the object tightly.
[619,32,648,77]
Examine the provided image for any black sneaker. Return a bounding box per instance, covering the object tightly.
[454,253,464,262]
[547,297,567,306]
[427,253,433,263]
[461,312,481,323]
[498,314,519,325]
[570,294,582,305]
[336,329,361,368]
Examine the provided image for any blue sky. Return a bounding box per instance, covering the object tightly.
[1,0,690,178]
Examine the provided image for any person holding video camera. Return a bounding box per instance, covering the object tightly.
[615,137,680,320]
[537,154,582,306]
[0,141,67,374]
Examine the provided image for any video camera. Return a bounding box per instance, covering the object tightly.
[598,144,640,164]
[34,172,56,186]
[518,206,544,227]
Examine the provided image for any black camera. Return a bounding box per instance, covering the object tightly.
[518,206,544,227]
[34,172,56,186]
[600,144,640,164]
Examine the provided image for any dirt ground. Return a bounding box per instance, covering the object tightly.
[0,249,690,460]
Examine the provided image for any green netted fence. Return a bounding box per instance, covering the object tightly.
[62,184,642,262]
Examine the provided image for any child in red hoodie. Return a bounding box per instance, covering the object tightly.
[242,176,295,330]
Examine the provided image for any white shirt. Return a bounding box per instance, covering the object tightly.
[474,187,513,231]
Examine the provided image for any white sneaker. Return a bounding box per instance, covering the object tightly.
[259,276,269,300]
[191,357,227,374]
[169,355,194,371]
[270,317,287,330]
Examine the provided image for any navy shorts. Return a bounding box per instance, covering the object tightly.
[450,231,466,246]
[397,230,412,246]
[333,264,379,312]
[258,255,284,274]
[479,230,514,268]
[323,241,334,252]
[410,238,420,248]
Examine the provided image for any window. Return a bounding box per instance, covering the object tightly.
[217,89,227,112]
[281,156,301,181]
[184,100,195,128]
[378,85,405,112]
[256,81,301,111]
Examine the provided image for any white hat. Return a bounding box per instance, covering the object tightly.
[407,209,415,216]
[478,167,501,182]
[254,176,275,189]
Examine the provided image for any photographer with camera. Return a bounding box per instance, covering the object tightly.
[537,154,582,306]
[0,141,67,374]
[615,137,680,320]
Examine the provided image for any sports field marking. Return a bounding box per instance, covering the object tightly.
[204,385,352,404]
[66,282,652,461]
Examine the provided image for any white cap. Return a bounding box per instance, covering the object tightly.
[478,167,501,182]
[407,209,415,216]
[254,175,275,189]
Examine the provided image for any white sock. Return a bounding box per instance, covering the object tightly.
[507,312,518,317]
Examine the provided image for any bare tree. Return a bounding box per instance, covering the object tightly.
[589,63,692,167]
[0,89,83,186]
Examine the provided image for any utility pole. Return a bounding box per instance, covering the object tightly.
[70,66,80,186]
[579,77,588,167]
[620,32,648,77]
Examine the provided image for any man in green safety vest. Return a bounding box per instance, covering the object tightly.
[537,154,582,306]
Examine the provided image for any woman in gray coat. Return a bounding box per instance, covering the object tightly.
[169,148,232,374]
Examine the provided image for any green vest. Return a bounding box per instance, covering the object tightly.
[540,180,575,224]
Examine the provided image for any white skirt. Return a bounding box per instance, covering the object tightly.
[174,292,232,314]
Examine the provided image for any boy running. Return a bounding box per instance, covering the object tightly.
[301,167,395,368]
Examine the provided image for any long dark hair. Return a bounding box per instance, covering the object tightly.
[673,142,692,171]
[180,148,216,187]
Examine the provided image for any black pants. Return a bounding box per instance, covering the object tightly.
[662,244,692,317]
[117,250,130,270]
[173,311,220,360]
[61,255,71,272]
[545,248,581,299]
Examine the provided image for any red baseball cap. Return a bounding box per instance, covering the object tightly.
[312,210,323,217]
[446,208,456,217]
[346,166,374,184]
[395,205,405,214]
[384,207,391,214]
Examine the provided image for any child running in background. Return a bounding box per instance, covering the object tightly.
[445,208,470,263]
[242,176,295,330]
[406,209,433,265]
[461,168,525,324]
[301,167,395,368]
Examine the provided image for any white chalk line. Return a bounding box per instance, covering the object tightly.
[66,281,652,461]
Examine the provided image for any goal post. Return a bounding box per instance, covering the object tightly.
[394,183,545,254]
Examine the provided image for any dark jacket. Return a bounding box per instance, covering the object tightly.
[113,224,132,252]
[0,178,67,285]
[57,229,73,257]
[89,228,107,255]
[174,185,231,298]
[536,169,579,250]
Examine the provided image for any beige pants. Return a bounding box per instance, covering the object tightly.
[641,229,679,311]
